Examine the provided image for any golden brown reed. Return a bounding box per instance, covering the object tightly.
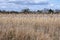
[0,14,60,40]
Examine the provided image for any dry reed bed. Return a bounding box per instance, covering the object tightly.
[0,14,60,40]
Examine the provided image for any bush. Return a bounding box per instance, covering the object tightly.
[48,9,54,14]
[37,10,42,14]
[21,8,31,14]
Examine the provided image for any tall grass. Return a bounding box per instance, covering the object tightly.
[0,14,60,40]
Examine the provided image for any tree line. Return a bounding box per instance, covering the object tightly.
[0,8,60,14]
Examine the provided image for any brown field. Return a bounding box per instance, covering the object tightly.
[0,13,60,40]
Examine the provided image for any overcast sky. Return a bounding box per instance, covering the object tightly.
[0,0,60,11]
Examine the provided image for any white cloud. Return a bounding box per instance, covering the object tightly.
[9,0,16,1]
[0,0,7,2]
[22,0,49,3]
[50,4,54,7]
[47,3,54,7]
[32,0,49,3]
[0,0,49,3]
[8,0,49,3]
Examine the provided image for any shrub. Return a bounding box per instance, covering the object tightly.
[21,8,31,14]
[48,9,54,14]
